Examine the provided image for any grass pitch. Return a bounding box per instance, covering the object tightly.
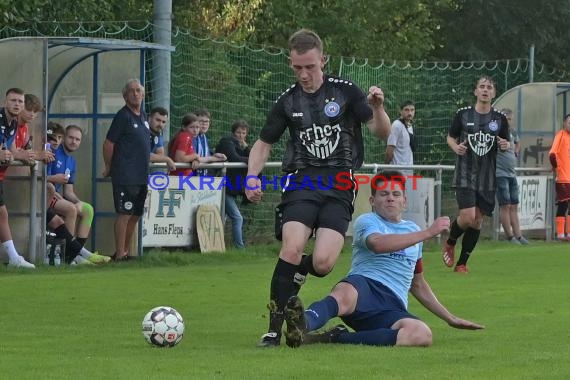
[1,240,569,379]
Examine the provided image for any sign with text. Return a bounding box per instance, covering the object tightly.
[517,175,548,230]
[142,177,223,247]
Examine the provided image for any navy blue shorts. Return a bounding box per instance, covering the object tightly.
[112,184,148,216]
[339,274,418,332]
[496,176,519,206]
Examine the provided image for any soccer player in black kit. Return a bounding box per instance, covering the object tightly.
[245,28,391,347]
[442,75,510,273]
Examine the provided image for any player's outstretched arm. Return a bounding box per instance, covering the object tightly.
[410,273,485,330]
[367,216,450,254]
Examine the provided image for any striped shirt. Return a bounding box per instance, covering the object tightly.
[449,107,510,191]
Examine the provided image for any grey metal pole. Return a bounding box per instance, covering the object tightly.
[529,44,535,83]
[27,163,39,262]
[153,0,173,142]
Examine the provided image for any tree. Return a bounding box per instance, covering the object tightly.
[432,0,570,71]
[0,0,151,24]
[250,0,455,62]
[172,0,264,41]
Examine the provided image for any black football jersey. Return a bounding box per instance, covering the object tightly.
[448,106,510,191]
[260,75,373,172]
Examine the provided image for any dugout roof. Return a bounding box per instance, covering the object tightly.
[0,36,174,263]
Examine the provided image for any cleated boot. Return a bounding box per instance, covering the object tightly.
[257,301,283,348]
[257,332,281,347]
[284,296,307,348]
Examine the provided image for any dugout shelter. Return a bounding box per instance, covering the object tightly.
[493,82,570,240]
[0,36,173,263]
[493,82,570,167]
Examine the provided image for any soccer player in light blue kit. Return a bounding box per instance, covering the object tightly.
[283,171,484,347]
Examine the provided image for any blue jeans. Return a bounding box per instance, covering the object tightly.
[496,176,520,206]
[225,194,245,249]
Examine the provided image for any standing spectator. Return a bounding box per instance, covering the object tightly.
[47,125,110,264]
[169,113,226,177]
[103,79,150,261]
[244,28,391,347]
[385,100,416,176]
[148,106,176,172]
[168,113,201,177]
[282,172,483,348]
[215,120,251,249]
[194,108,213,176]
[549,114,570,241]
[0,88,35,268]
[496,108,528,245]
[442,75,510,273]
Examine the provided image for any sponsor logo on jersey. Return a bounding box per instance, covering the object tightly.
[468,131,495,156]
[299,123,341,159]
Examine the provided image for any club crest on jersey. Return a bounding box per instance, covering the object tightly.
[299,123,341,159]
[488,120,498,132]
[154,136,159,145]
[324,101,340,117]
[468,131,495,156]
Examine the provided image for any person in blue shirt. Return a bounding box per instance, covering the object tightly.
[103,79,150,261]
[193,108,212,176]
[283,171,484,348]
[47,125,109,264]
[148,106,176,172]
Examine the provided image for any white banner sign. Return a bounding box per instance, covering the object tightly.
[142,176,223,247]
[403,178,435,230]
[517,175,548,230]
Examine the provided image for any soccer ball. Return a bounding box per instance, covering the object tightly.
[142,306,185,347]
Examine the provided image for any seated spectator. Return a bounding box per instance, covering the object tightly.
[46,122,78,234]
[0,88,34,268]
[47,121,65,151]
[13,94,55,165]
[46,209,105,265]
[47,125,109,264]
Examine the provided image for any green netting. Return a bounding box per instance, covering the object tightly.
[2,21,569,243]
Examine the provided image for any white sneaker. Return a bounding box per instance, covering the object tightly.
[8,255,36,269]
